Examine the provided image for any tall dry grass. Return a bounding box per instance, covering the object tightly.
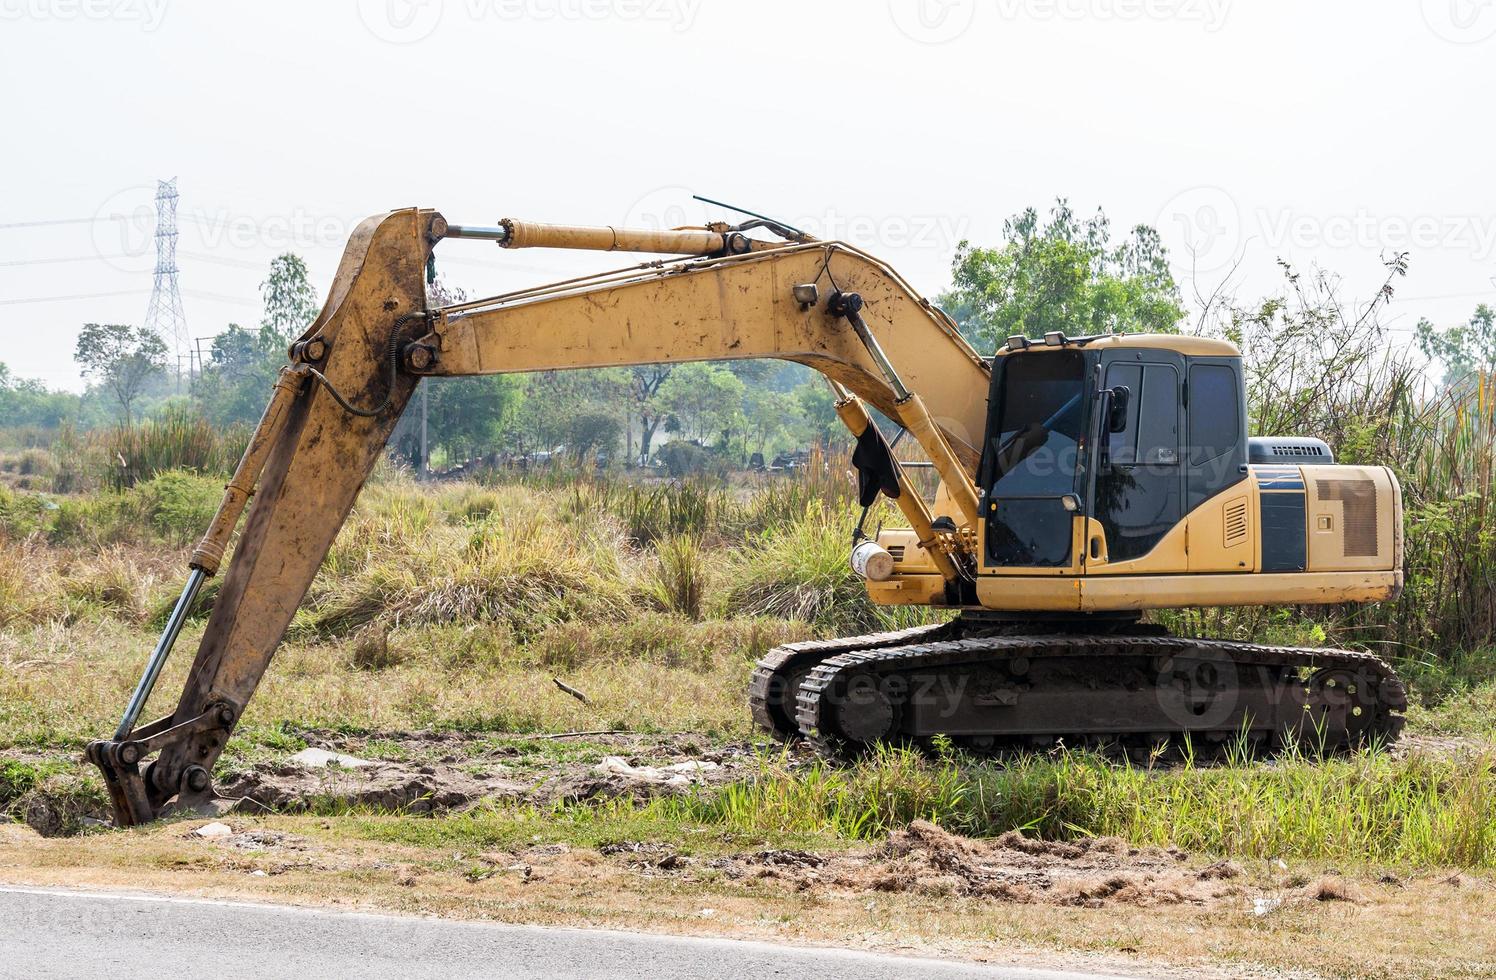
[100,404,250,490]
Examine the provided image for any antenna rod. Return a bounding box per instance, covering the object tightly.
[692,194,808,239]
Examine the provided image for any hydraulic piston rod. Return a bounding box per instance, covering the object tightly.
[443,218,780,256]
[108,365,309,742]
[828,291,983,529]
[114,568,205,741]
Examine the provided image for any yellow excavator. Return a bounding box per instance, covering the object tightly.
[87,207,1407,827]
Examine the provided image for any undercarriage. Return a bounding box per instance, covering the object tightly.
[750,615,1406,759]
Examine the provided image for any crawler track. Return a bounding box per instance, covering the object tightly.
[748,622,956,740]
[751,623,1406,759]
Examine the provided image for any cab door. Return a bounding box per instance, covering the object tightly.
[981,350,1088,571]
[1090,351,1186,566]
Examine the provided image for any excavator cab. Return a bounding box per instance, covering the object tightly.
[977,335,1251,576]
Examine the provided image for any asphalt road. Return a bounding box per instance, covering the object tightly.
[0,885,1144,980]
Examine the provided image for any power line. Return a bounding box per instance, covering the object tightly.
[0,289,147,306]
[0,253,132,267]
[0,216,116,230]
[182,289,256,306]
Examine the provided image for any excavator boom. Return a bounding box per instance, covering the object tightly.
[87,208,992,826]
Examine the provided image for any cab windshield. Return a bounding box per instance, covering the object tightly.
[982,350,1088,567]
[988,351,1086,496]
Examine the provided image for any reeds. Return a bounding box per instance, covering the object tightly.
[99,404,249,490]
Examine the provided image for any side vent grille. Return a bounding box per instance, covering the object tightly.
[1270,444,1329,457]
[1248,436,1335,464]
[1316,479,1379,557]
[886,546,906,563]
[1223,498,1249,546]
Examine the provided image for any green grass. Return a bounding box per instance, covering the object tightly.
[338,742,1496,869]
[0,758,72,810]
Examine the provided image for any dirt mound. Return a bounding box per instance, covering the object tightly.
[867,820,1228,906]
[217,761,530,815]
[685,820,1244,908]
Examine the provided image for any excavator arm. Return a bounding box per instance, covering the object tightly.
[87,207,992,826]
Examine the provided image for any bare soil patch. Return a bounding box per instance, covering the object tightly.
[213,729,758,817]
[603,819,1247,909]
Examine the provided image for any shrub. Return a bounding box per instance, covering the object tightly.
[97,404,247,490]
[719,503,932,634]
[649,535,706,620]
[303,487,635,639]
[0,486,53,541]
[130,470,222,543]
[657,442,724,479]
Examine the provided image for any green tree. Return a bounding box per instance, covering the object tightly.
[564,409,624,464]
[630,365,673,464]
[73,323,168,422]
[193,254,323,427]
[655,363,745,445]
[393,374,523,465]
[743,387,799,457]
[193,323,282,427]
[386,276,526,468]
[792,380,850,451]
[260,253,319,350]
[509,369,629,457]
[940,199,1185,352]
[1417,304,1496,387]
[0,363,78,431]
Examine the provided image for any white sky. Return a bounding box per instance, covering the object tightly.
[2,0,1493,391]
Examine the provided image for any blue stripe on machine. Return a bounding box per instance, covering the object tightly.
[1259,491,1307,571]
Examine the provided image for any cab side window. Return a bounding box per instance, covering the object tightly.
[1105,363,1179,467]
[1188,364,1240,466]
